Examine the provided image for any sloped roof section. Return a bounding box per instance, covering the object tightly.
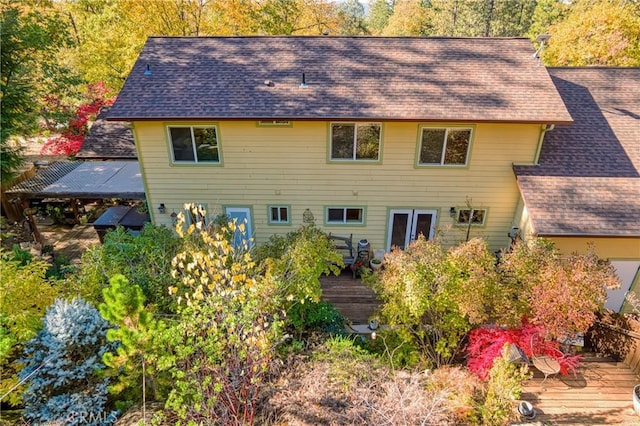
[108,36,572,123]
[76,106,136,159]
[514,68,640,237]
[6,161,145,199]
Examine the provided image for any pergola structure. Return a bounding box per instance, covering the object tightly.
[5,160,145,243]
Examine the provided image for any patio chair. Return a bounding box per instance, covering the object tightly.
[530,335,561,387]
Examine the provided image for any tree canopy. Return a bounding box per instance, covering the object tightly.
[1,0,637,177]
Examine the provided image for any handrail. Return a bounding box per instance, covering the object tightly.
[595,319,640,340]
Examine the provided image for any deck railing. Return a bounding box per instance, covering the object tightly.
[589,314,640,374]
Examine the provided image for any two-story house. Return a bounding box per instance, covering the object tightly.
[107,36,639,309]
[108,36,572,250]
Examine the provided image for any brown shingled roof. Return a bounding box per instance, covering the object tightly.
[108,36,572,123]
[76,106,136,159]
[514,68,640,237]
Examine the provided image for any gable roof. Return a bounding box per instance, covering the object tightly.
[76,106,137,159]
[514,67,640,237]
[108,36,572,124]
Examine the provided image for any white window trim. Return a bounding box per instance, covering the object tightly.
[168,125,220,164]
[330,122,382,161]
[417,126,472,166]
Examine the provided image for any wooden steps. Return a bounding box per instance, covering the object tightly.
[320,270,380,324]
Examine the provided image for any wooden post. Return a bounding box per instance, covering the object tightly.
[22,199,43,245]
[71,198,79,224]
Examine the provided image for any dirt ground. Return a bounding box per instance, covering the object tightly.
[1,218,100,264]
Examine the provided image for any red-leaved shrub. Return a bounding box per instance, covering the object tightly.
[466,321,581,380]
[41,82,115,157]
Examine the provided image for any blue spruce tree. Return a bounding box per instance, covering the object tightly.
[19,298,118,425]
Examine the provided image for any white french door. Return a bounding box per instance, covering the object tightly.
[386,209,437,251]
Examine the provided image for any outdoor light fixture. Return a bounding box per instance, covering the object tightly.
[449,207,456,217]
[158,203,166,214]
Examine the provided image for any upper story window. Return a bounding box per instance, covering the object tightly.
[168,126,220,164]
[330,122,381,161]
[418,127,472,166]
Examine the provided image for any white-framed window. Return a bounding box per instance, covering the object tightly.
[168,125,220,163]
[326,207,365,224]
[330,122,381,161]
[418,127,472,166]
[268,205,290,224]
[456,208,487,226]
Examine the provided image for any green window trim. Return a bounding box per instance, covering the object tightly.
[328,122,383,163]
[267,205,291,225]
[415,125,474,167]
[453,207,488,227]
[256,120,292,127]
[166,123,223,166]
[324,206,366,226]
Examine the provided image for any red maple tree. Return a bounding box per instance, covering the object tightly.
[41,82,115,156]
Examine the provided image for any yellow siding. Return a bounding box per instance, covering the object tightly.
[546,237,640,259]
[134,121,541,252]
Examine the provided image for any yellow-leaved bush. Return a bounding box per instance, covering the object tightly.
[160,204,283,425]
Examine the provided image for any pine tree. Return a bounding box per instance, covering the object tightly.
[99,274,163,412]
[19,298,118,425]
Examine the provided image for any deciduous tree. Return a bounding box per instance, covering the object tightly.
[371,237,499,366]
[160,210,283,425]
[0,1,79,181]
[499,239,619,338]
[543,0,640,66]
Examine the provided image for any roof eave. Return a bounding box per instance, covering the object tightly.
[106,115,574,125]
[536,232,640,239]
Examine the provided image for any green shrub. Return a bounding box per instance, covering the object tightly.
[287,300,345,338]
[364,328,422,369]
[9,243,33,265]
[0,258,60,406]
[77,224,182,311]
[475,347,530,425]
[45,254,75,279]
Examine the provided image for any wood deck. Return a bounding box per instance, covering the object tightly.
[521,354,640,425]
[320,269,380,324]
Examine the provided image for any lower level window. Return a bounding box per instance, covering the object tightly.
[456,208,486,226]
[269,205,290,224]
[327,207,364,224]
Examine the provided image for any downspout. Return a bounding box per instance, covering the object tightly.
[534,124,555,164]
